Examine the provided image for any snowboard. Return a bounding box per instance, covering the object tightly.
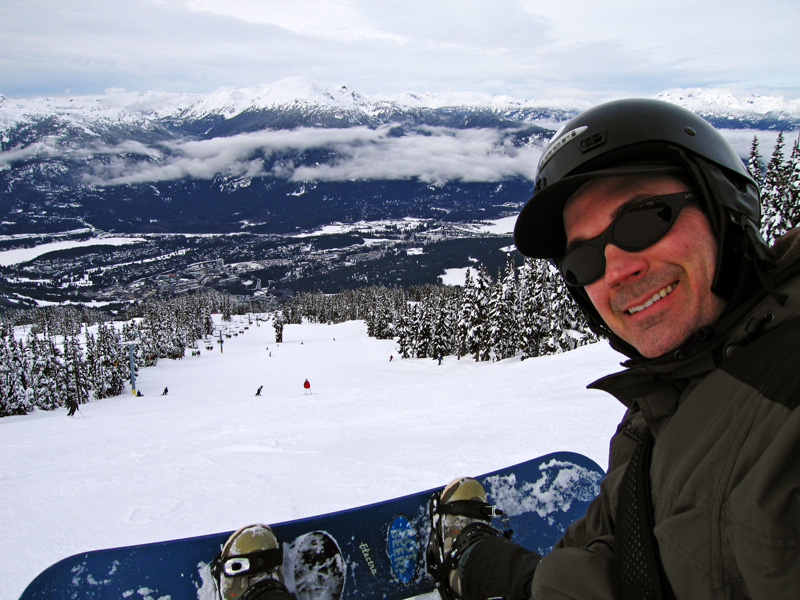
[19,451,604,600]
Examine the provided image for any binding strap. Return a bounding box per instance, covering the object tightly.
[218,547,284,578]
[437,499,504,520]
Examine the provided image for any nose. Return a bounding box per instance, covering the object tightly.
[603,243,647,287]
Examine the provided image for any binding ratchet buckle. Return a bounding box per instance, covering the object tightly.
[219,547,283,577]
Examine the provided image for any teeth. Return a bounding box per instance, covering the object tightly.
[627,284,675,314]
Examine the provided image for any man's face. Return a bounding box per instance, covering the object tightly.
[562,174,726,358]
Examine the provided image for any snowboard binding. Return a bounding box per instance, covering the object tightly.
[426,478,510,600]
[212,524,291,600]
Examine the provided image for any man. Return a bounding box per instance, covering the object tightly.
[215,99,800,599]
[425,99,800,599]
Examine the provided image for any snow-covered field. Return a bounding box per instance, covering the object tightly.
[1,317,627,599]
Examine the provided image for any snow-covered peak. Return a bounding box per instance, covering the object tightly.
[656,88,800,116]
[0,82,797,131]
[179,77,373,119]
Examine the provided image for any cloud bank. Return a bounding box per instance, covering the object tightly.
[82,125,542,186]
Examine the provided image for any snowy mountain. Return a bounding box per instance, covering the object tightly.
[655,87,800,129]
[0,81,797,308]
[3,79,797,137]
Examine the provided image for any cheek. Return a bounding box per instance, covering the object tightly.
[584,282,610,315]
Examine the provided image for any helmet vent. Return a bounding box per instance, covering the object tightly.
[578,130,606,153]
[684,127,697,136]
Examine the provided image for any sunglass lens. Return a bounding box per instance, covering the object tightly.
[561,244,604,286]
[613,204,674,250]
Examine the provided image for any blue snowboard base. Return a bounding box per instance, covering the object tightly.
[20,451,604,600]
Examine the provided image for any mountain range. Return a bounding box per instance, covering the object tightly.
[0,79,798,310]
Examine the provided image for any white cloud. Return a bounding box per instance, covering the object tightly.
[182,0,406,42]
[83,125,542,186]
[290,126,540,184]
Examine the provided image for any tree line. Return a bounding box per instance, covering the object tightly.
[748,132,800,244]
[0,291,255,417]
[281,257,598,362]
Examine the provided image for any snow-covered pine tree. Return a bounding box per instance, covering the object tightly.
[760,132,791,245]
[488,259,519,361]
[454,269,476,360]
[394,303,415,359]
[785,135,800,233]
[61,329,89,408]
[747,136,764,188]
[366,294,396,339]
[0,323,30,417]
[91,323,127,399]
[273,312,285,343]
[427,289,455,360]
[457,265,491,362]
[412,295,431,358]
[28,334,64,410]
[516,258,547,359]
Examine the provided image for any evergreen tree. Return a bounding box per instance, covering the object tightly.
[488,259,519,361]
[62,329,89,408]
[516,259,546,359]
[0,323,30,416]
[395,303,415,359]
[786,135,800,232]
[454,270,475,359]
[472,266,493,362]
[91,323,127,399]
[28,334,64,410]
[761,132,791,245]
[747,136,764,188]
[273,312,285,343]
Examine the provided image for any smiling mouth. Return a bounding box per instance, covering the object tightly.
[626,283,677,315]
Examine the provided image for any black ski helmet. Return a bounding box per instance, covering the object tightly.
[514,98,764,301]
[513,98,769,357]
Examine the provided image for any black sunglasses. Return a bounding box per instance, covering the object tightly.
[559,191,697,287]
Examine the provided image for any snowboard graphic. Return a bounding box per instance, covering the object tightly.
[19,452,604,600]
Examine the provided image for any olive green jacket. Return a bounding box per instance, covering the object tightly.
[532,228,800,599]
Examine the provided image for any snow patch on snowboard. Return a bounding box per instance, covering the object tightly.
[285,531,345,600]
[193,561,218,599]
[483,459,602,518]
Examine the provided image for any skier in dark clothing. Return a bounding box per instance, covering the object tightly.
[161,387,168,396]
[255,386,263,397]
[66,399,78,417]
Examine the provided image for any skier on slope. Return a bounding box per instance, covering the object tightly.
[216,99,800,599]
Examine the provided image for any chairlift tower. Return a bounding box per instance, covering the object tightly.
[122,339,140,395]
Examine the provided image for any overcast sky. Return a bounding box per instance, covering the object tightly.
[2,0,798,101]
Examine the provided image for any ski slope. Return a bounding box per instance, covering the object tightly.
[1,316,628,599]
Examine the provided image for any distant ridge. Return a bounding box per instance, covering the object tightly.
[2,79,798,130]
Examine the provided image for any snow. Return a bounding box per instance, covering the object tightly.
[0,237,145,266]
[0,317,627,600]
